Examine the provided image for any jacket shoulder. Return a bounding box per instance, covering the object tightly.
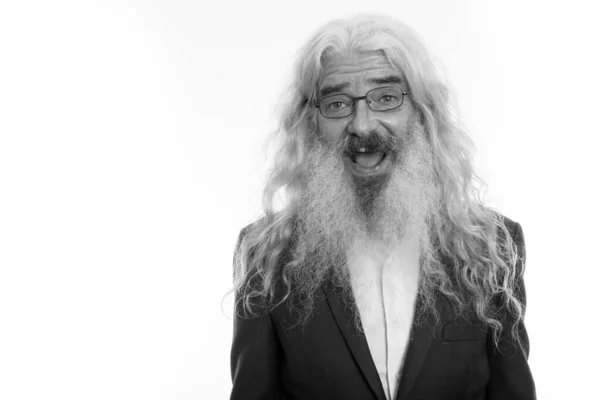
[234,216,269,257]
[494,213,525,249]
[500,214,517,231]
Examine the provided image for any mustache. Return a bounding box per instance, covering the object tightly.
[337,131,404,157]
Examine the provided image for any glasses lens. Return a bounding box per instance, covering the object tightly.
[320,95,353,118]
[367,87,404,111]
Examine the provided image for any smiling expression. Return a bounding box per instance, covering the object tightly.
[316,51,415,178]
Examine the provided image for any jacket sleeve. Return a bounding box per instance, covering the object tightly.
[230,228,283,400]
[485,221,537,399]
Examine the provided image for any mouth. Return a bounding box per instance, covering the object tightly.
[345,150,390,177]
[351,150,386,167]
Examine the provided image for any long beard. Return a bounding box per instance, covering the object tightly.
[287,117,440,320]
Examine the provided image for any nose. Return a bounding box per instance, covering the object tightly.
[347,99,377,137]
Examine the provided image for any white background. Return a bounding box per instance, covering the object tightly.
[1,0,598,399]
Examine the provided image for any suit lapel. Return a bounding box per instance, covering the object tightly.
[323,282,388,400]
[324,282,441,400]
[394,297,436,400]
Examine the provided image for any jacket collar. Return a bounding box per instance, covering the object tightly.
[323,281,439,400]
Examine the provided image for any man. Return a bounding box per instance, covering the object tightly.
[230,14,536,400]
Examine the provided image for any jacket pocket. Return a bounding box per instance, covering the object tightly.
[441,323,486,342]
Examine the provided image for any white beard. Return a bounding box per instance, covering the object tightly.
[286,117,440,318]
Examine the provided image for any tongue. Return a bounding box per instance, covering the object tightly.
[354,151,384,168]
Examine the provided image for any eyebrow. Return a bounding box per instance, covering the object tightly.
[319,83,350,98]
[318,75,404,98]
[367,75,404,85]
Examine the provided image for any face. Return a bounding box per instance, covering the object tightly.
[317,51,415,179]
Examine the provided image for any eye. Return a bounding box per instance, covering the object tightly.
[327,101,347,111]
[379,95,398,103]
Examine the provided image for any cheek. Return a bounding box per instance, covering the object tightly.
[383,112,414,138]
[318,118,346,143]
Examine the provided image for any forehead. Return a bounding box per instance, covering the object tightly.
[319,50,400,92]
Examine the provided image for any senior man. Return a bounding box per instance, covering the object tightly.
[230,14,536,400]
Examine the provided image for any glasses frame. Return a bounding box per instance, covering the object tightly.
[314,86,410,119]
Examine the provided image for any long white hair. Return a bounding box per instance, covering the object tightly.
[233,14,525,350]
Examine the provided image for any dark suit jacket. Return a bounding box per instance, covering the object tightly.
[230,218,536,400]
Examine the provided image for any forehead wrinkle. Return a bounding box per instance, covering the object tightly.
[318,51,401,97]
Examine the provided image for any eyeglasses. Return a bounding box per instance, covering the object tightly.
[314,86,409,119]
